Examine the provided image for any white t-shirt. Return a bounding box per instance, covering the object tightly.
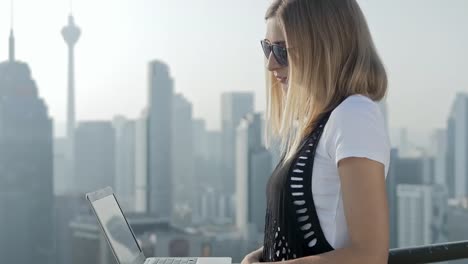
[311,94,391,249]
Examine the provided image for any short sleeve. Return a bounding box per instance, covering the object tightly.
[324,97,391,170]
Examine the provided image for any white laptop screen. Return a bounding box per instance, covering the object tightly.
[91,194,141,263]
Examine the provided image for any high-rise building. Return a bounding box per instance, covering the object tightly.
[61,14,81,194]
[446,199,468,264]
[397,184,433,248]
[54,137,68,195]
[399,128,409,158]
[74,121,115,194]
[147,61,174,218]
[387,148,399,248]
[192,120,224,221]
[171,94,194,208]
[249,149,272,231]
[387,148,433,247]
[54,194,86,264]
[193,119,208,158]
[446,93,468,198]
[221,92,254,211]
[135,109,148,212]
[430,129,447,187]
[0,31,54,263]
[236,113,272,238]
[113,116,137,212]
[446,116,456,198]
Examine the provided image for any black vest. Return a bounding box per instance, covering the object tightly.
[261,109,337,262]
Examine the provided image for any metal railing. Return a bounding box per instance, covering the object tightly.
[234,240,468,264]
[388,240,468,263]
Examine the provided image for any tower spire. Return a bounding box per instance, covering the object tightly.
[9,0,15,62]
[62,12,81,192]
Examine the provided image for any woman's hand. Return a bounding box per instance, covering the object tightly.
[241,246,263,264]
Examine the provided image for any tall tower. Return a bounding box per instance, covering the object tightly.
[9,0,15,62]
[61,14,81,192]
[147,61,174,218]
[9,30,15,62]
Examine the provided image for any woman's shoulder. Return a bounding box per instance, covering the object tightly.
[323,95,391,169]
[327,94,384,126]
[333,94,381,116]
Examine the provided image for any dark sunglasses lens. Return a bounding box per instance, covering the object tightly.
[272,45,288,66]
[260,41,271,59]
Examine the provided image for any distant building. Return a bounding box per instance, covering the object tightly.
[171,94,194,209]
[74,121,115,194]
[236,113,272,238]
[147,61,174,218]
[221,92,254,219]
[387,148,399,248]
[387,148,436,247]
[397,184,433,247]
[135,109,148,213]
[446,93,468,198]
[446,199,468,264]
[70,216,114,264]
[192,119,223,191]
[446,116,456,198]
[54,194,87,264]
[0,30,54,263]
[54,137,68,195]
[113,116,137,212]
[430,129,447,187]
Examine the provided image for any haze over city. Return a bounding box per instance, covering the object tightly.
[0,0,467,147]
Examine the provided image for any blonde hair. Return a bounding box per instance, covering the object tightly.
[264,0,388,165]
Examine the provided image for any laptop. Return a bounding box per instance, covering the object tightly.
[86,187,232,264]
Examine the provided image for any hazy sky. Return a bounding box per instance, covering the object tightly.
[0,0,467,147]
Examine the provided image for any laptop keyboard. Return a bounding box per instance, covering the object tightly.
[145,258,198,264]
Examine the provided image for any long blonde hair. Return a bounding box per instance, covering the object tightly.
[264,0,388,165]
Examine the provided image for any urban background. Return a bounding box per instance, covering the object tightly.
[0,0,468,263]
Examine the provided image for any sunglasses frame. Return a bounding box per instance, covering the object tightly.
[260,39,289,67]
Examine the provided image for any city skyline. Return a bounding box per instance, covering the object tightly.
[1,2,468,262]
[0,0,467,148]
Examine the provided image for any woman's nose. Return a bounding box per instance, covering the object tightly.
[266,53,281,71]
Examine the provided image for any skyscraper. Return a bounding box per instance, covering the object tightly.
[147,61,174,218]
[171,94,194,208]
[430,128,447,187]
[446,93,468,198]
[0,30,54,263]
[113,116,137,212]
[446,116,456,198]
[236,113,272,238]
[53,137,68,195]
[386,148,399,248]
[221,92,254,212]
[74,121,115,194]
[397,184,433,248]
[135,109,148,213]
[61,14,81,193]
[387,148,432,247]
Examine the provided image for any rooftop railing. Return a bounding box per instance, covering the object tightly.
[388,240,468,263]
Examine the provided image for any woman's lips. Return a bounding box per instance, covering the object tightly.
[276,77,287,83]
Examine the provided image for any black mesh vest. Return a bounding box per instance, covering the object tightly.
[261,109,338,262]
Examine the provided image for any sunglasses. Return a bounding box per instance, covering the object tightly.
[260,39,288,67]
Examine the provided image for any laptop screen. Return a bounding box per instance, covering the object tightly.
[91,194,142,263]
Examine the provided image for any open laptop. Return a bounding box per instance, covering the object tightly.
[86,187,232,264]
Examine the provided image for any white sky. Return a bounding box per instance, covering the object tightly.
[0,0,467,147]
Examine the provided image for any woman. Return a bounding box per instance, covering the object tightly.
[242,0,390,263]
